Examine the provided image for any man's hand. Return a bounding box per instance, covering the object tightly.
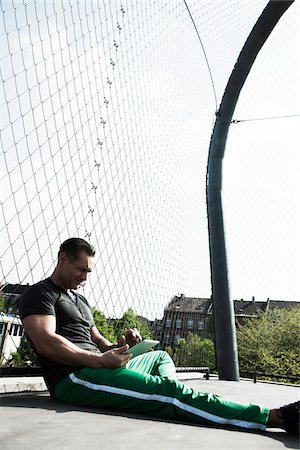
[118,328,142,348]
[95,345,131,368]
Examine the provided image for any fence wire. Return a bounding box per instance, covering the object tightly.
[1,0,298,367]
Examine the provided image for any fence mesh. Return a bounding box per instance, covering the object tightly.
[1,1,298,369]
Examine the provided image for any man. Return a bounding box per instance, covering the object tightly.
[20,238,299,435]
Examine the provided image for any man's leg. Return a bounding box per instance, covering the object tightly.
[126,350,177,379]
[55,365,269,431]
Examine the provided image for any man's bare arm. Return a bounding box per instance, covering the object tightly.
[23,315,130,368]
[90,325,116,352]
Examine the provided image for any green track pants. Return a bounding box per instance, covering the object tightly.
[55,350,269,431]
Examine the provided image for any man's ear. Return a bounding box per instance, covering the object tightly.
[58,252,68,264]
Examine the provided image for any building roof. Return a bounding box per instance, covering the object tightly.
[233,300,266,316]
[266,299,300,309]
[1,283,30,295]
[165,295,212,314]
[165,295,299,318]
[233,298,300,317]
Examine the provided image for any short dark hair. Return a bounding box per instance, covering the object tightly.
[58,238,96,261]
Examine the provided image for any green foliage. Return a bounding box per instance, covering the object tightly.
[8,337,39,366]
[174,333,216,368]
[91,307,117,343]
[237,307,300,383]
[204,315,214,340]
[92,307,153,343]
[165,346,173,358]
[0,293,7,313]
[114,308,153,340]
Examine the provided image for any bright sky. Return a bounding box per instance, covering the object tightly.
[0,1,299,321]
[222,2,300,301]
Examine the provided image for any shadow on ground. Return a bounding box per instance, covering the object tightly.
[1,378,299,450]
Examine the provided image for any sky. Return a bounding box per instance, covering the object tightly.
[0,1,299,321]
[222,2,300,301]
[187,0,300,302]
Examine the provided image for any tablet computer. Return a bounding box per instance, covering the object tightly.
[124,339,160,358]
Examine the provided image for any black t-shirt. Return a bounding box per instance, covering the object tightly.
[19,277,100,397]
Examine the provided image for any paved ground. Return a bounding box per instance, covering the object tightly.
[1,374,299,450]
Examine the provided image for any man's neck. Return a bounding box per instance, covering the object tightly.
[50,272,70,294]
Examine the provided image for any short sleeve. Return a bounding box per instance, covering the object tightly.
[19,281,57,320]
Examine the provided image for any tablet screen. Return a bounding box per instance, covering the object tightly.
[124,339,160,358]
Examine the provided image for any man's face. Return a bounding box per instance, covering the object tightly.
[60,251,94,290]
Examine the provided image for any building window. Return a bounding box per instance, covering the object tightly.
[164,333,170,345]
[198,320,205,331]
[187,319,193,329]
[176,319,181,329]
[166,318,171,328]
[175,334,181,345]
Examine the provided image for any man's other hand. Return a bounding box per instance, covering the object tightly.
[118,328,142,348]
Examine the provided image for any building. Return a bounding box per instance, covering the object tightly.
[233,297,300,324]
[158,294,212,348]
[0,283,29,362]
[157,294,300,349]
[0,313,24,363]
[1,283,30,314]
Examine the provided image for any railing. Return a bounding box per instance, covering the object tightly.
[3,367,299,385]
[176,366,210,380]
[0,365,44,377]
[0,365,210,380]
[240,371,300,384]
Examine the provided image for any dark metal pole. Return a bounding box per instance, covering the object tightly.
[206,1,294,380]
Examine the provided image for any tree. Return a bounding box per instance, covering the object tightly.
[165,346,174,359]
[8,337,38,366]
[114,308,153,340]
[91,307,117,343]
[204,314,215,340]
[0,292,7,313]
[236,307,300,383]
[174,333,216,368]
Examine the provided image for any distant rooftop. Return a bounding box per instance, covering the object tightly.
[233,298,300,317]
[1,283,30,295]
[165,295,299,317]
[166,295,211,314]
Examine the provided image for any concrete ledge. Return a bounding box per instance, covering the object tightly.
[0,376,47,394]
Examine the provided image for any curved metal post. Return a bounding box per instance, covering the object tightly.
[206,1,294,380]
